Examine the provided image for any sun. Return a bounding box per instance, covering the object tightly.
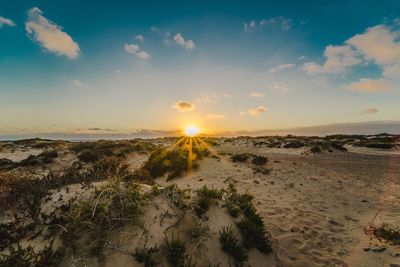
[184,126,200,137]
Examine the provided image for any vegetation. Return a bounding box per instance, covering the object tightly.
[163,233,187,267]
[218,226,248,263]
[230,153,251,162]
[251,155,268,165]
[133,244,160,267]
[372,224,400,245]
[193,186,224,218]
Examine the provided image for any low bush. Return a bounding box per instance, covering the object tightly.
[230,153,251,163]
[251,155,268,165]
[219,225,248,263]
[163,233,187,267]
[373,224,400,245]
[133,244,159,267]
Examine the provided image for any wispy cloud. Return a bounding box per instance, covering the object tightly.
[269,63,295,73]
[347,78,393,93]
[205,113,226,120]
[124,43,150,60]
[248,106,268,116]
[244,17,292,32]
[70,79,91,89]
[362,107,378,114]
[249,92,265,98]
[25,7,80,59]
[301,45,360,75]
[134,34,144,42]
[0,16,15,28]
[302,22,400,85]
[172,100,195,112]
[174,33,195,51]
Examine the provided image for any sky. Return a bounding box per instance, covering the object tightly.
[0,0,400,137]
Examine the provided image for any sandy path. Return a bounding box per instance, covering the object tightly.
[158,145,400,266]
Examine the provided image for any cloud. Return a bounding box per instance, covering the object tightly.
[205,113,226,120]
[244,17,292,32]
[302,23,400,79]
[248,106,268,116]
[346,25,400,66]
[0,16,15,28]
[70,79,91,89]
[348,78,394,92]
[172,100,195,112]
[174,33,195,51]
[134,34,144,42]
[25,7,80,59]
[302,45,361,75]
[362,108,378,114]
[269,63,295,73]
[249,92,265,98]
[124,43,150,60]
[195,93,217,103]
[266,83,289,94]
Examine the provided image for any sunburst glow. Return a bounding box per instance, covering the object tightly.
[184,126,200,137]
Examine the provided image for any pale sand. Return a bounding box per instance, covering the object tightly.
[156,143,400,267]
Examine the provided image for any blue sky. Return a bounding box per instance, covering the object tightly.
[0,0,399,136]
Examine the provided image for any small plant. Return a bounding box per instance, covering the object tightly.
[372,224,400,245]
[236,214,272,254]
[310,145,321,154]
[218,226,248,263]
[134,244,159,267]
[194,186,224,218]
[230,153,251,163]
[163,233,187,267]
[251,155,268,165]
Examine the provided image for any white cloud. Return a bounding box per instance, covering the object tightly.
[205,113,226,120]
[174,33,195,51]
[298,55,306,60]
[302,23,400,80]
[25,7,80,59]
[346,25,400,66]
[195,93,217,103]
[172,101,195,112]
[362,107,378,114]
[134,34,144,42]
[269,63,295,73]
[348,78,394,93]
[244,17,292,32]
[70,79,91,89]
[249,92,265,98]
[0,16,15,28]
[124,43,150,60]
[248,106,268,116]
[271,83,289,93]
[302,45,361,75]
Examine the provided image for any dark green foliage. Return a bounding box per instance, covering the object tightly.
[230,153,251,163]
[224,184,273,255]
[310,145,321,154]
[0,158,15,171]
[163,233,186,267]
[373,224,400,245]
[78,149,99,162]
[0,223,21,251]
[0,241,64,267]
[143,148,188,180]
[366,143,394,149]
[236,215,272,254]
[194,186,224,218]
[134,244,159,267]
[283,142,304,148]
[218,226,248,263]
[251,156,268,165]
[330,142,347,151]
[38,150,58,164]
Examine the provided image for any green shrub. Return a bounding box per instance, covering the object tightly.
[251,156,268,165]
[218,226,248,263]
[134,244,159,267]
[230,153,251,163]
[163,233,186,267]
[373,224,400,245]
